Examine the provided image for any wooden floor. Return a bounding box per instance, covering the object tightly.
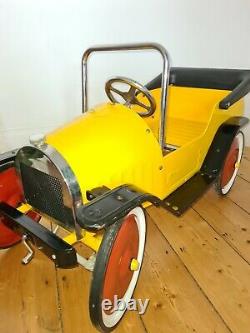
[0,148,249,333]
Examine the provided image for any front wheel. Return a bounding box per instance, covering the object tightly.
[215,131,244,195]
[89,206,146,332]
[0,166,41,249]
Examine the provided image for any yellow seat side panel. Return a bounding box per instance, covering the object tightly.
[133,86,236,146]
[46,87,244,202]
[165,118,207,147]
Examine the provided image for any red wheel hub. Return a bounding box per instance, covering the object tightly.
[0,167,41,248]
[0,167,23,248]
[103,215,139,312]
[221,137,239,188]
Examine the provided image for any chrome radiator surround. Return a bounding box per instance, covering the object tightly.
[15,144,83,235]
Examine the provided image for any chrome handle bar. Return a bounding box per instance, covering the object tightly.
[81,42,170,150]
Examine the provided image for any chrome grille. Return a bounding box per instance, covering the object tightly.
[20,162,74,227]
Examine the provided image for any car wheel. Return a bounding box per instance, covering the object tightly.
[215,131,244,196]
[89,206,146,332]
[0,166,41,249]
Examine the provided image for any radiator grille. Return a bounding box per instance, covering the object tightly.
[20,163,74,227]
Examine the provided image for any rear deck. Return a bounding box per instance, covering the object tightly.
[0,148,249,333]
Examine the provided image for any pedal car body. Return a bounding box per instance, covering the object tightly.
[0,43,249,332]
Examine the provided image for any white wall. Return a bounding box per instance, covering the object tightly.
[0,0,250,152]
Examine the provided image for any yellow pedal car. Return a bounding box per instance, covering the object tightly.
[0,43,249,332]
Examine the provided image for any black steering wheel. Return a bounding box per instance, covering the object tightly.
[105,76,156,117]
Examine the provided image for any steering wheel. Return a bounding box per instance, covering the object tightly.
[105,76,156,117]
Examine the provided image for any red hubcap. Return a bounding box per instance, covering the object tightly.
[103,215,139,312]
[221,137,239,188]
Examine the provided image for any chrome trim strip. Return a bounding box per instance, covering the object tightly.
[81,42,171,150]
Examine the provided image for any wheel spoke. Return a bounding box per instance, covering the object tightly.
[127,85,136,98]
[110,86,126,98]
[134,98,150,111]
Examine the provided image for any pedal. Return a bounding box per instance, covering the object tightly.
[22,235,35,265]
[76,253,96,271]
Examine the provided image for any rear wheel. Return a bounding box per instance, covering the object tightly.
[215,131,244,195]
[89,206,146,332]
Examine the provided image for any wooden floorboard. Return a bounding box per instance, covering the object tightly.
[228,147,250,214]
[0,147,249,333]
[148,207,250,333]
[0,245,61,333]
[135,218,230,333]
[193,188,250,264]
[56,243,146,333]
[238,148,250,182]
[228,176,250,214]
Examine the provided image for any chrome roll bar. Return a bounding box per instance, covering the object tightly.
[81,42,170,150]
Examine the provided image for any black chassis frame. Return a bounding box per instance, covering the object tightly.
[0,116,248,268]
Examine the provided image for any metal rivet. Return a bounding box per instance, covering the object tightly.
[117,195,123,201]
[76,201,82,208]
[172,206,179,211]
[52,254,56,260]
[94,208,102,217]
[146,128,151,134]
[159,165,163,171]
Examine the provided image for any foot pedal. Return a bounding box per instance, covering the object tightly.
[22,235,34,265]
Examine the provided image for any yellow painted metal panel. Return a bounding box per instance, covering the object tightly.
[46,103,166,200]
[63,230,103,252]
[17,203,32,213]
[46,86,244,202]
[135,86,243,144]
[133,86,244,196]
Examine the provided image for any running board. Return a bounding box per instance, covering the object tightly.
[163,173,216,216]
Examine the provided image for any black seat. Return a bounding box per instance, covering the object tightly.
[146,67,250,110]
